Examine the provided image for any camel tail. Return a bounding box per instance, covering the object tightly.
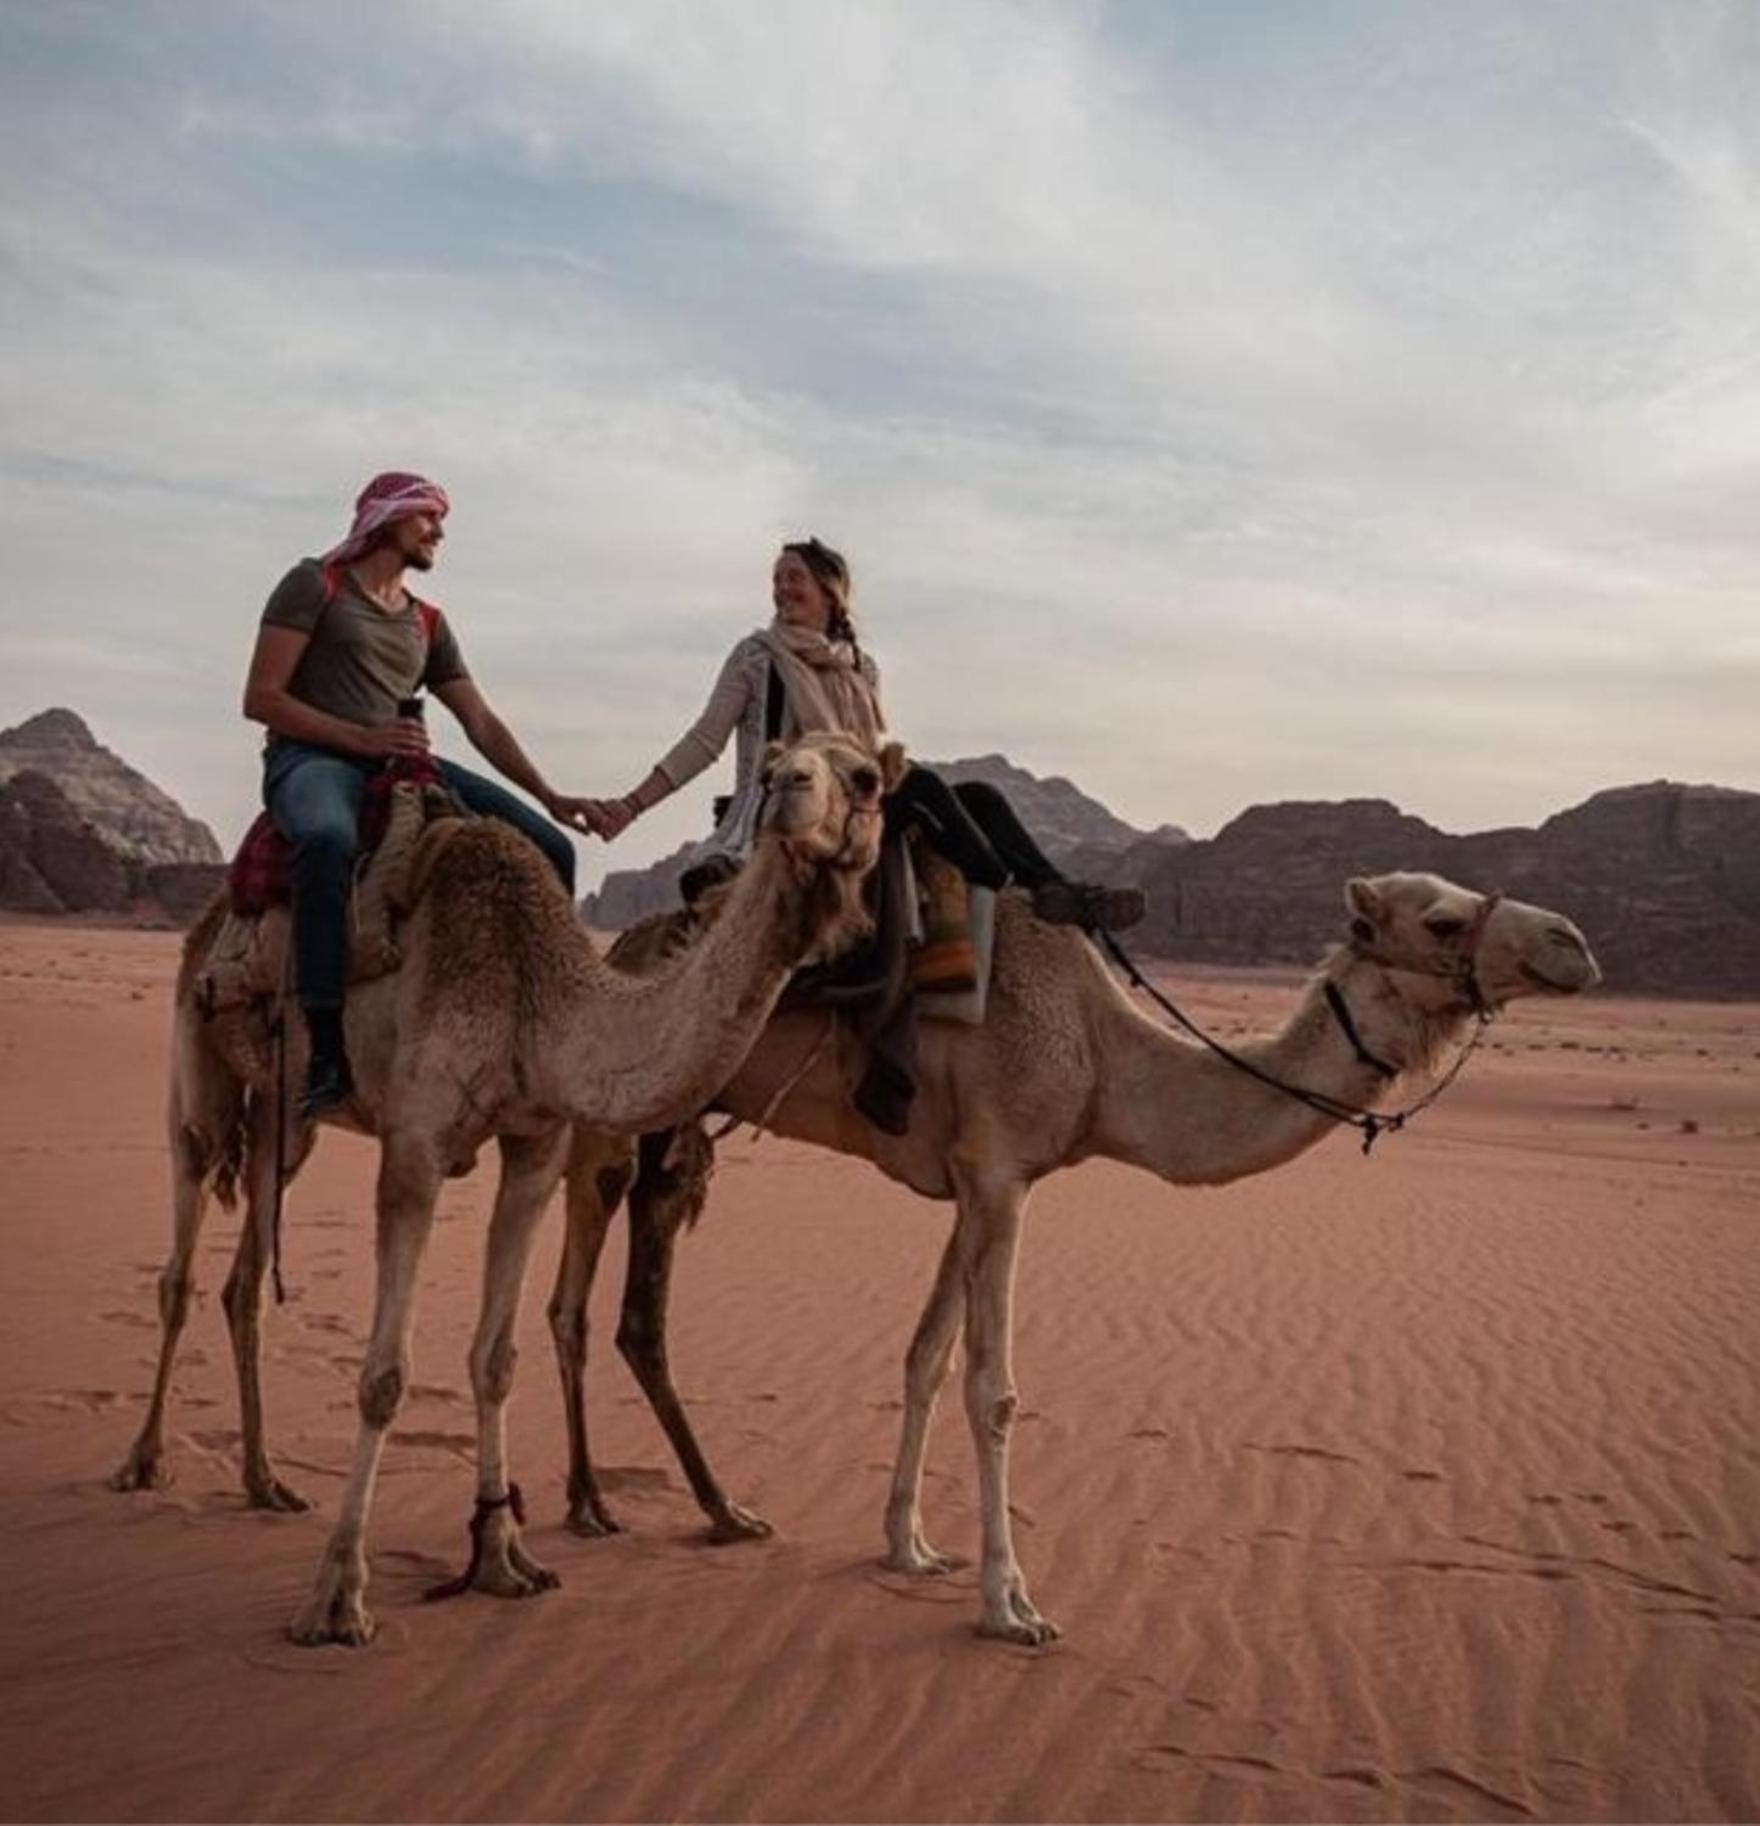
[169,909,249,1213]
[208,1103,248,1212]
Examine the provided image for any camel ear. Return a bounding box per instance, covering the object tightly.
[760,739,788,782]
[878,740,908,793]
[1345,877,1384,939]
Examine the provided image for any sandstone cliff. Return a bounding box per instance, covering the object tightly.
[581,753,1184,930]
[1125,782,1760,998]
[0,710,221,866]
[0,712,225,924]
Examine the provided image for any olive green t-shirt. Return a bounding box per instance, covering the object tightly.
[260,559,469,749]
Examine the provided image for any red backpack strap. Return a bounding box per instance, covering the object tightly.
[410,596,440,643]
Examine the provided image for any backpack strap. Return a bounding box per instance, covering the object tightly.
[321,563,440,644]
[764,658,786,743]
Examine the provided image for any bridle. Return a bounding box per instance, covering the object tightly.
[1094,889,1505,1156]
[1347,887,1505,1026]
[755,759,884,873]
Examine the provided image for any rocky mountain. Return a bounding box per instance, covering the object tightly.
[0,711,225,923]
[6,709,1753,996]
[581,753,1185,930]
[586,767,1760,999]
[1121,781,1760,999]
[0,710,221,866]
[930,754,1187,859]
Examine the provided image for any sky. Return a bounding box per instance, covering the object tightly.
[3,0,1757,887]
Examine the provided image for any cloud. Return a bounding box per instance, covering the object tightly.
[1,0,1756,882]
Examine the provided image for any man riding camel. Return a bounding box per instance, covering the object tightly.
[242,471,607,1115]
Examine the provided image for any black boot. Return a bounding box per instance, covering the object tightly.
[1031,879,1147,932]
[301,1005,354,1117]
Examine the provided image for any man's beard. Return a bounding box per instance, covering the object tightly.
[404,548,436,571]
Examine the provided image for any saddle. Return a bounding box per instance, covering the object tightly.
[778,830,996,1029]
[195,762,465,1020]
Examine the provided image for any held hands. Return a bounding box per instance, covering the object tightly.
[548,794,635,841]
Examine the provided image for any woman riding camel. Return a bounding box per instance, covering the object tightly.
[593,539,1145,928]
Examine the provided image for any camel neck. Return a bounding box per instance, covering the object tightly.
[1085,960,1458,1186]
[550,843,812,1135]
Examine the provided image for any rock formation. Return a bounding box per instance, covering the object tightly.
[0,711,224,922]
[0,710,221,866]
[1125,782,1760,999]
[582,753,1184,929]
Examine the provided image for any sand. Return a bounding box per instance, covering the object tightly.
[1,922,1756,1823]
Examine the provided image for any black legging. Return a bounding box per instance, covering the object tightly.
[884,768,1062,892]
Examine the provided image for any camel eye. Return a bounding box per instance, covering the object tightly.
[1424,914,1466,940]
[850,766,880,798]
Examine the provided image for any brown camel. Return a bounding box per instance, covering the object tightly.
[110,731,892,1646]
[550,871,1601,1643]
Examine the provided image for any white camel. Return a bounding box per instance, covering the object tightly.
[551,871,1601,1642]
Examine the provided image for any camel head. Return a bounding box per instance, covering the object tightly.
[1344,871,1600,1015]
[754,732,901,958]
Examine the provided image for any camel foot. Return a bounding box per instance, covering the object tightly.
[706,1502,774,1544]
[883,1531,963,1576]
[976,1582,1061,1647]
[428,1496,559,1601]
[471,1532,561,1599]
[244,1471,312,1514]
[564,1485,623,1538]
[109,1438,171,1493]
[288,1549,374,1647]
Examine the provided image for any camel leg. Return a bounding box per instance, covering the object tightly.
[881,1223,968,1575]
[110,1121,215,1493]
[615,1126,771,1543]
[549,1126,634,1537]
[224,1091,316,1512]
[288,1133,441,1647]
[441,1130,570,1598]
[953,1166,1056,1645]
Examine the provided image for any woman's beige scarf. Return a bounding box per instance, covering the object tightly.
[761,620,887,751]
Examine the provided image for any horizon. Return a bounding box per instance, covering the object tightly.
[0,699,1739,862]
[4,3,1757,893]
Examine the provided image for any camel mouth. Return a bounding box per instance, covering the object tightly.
[1518,961,1585,996]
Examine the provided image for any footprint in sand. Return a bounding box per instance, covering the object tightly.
[596,1464,677,1495]
[1247,1441,1359,1466]
[44,1389,133,1414]
[99,1309,156,1330]
[407,1383,466,1406]
[387,1429,475,1456]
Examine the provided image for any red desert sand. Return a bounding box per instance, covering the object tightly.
[1,921,1756,1823]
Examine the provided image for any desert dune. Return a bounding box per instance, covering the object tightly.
[1,921,1755,1822]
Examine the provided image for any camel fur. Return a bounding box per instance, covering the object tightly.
[111,731,890,1647]
[550,871,1601,1643]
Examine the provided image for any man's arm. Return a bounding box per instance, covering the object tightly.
[432,677,614,836]
[243,626,427,759]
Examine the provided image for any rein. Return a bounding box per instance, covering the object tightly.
[1092,920,1497,1158]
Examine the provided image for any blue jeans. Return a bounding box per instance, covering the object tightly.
[263,743,577,1010]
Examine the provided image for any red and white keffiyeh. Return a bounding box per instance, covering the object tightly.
[320,471,450,568]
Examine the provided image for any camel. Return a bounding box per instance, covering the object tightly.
[549,870,1600,1644]
[110,731,893,1646]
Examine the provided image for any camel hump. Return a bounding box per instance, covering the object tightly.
[403,814,505,908]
